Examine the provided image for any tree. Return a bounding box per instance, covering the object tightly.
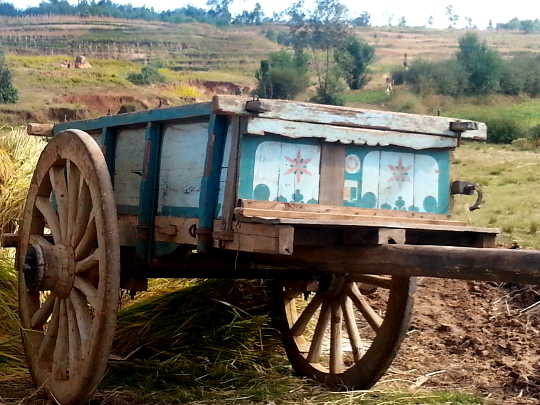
[255,49,309,99]
[488,19,493,29]
[398,16,406,27]
[445,5,458,28]
[428,15,434,27]
[287,0,350,105]
[464,17,475,29]
[0,53,17,104]
[457,33,502,95]
[352,11,370,26]
[206,0,232,25]
[127,66,166,86]
[335,36,375,90]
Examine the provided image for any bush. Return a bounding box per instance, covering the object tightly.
[127,66,166,86]
[486,117,528,144]
[0,53,17,104]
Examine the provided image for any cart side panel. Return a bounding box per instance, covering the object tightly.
[157,122,209,217]
[114,127,147,215]
[238,134,451,215]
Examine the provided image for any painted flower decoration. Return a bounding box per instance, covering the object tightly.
[285,150,312,183]
[388,157,412,189]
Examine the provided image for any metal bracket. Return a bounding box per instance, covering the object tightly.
[451,181,483,211]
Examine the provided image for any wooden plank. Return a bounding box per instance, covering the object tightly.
[27,123,53,137]
[289,244,540,285]
[235,207,467,227]
[213,96,487,140]
[0,232,18,248]
[53,103,212,134]
[220,116,242,230]
[239,199,452,220]
[113,128,146,208]
[319,143,345,205]
[246,117,458,150]
[236,215,499,235]
[118,215,198,246]
[213,221,294,255]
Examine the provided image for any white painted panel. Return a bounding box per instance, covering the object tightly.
[252,141,321,203]
[413,155,439,212]
[279,143,320,203]
[378,152,415,211]
[158,122,208,210]
[252,141,283,201]
[114,128,146,207]
[247,118,458,149]
[361,151,381,205]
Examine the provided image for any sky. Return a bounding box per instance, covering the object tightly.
[9,0,540,29]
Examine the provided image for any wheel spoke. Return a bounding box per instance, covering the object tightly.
[71,181,92,248]
[73,276,98,309]
[74,214,96,261]
[35,196,62,244]
[67,161,81,243]
[31,294,56,329]
[290,294,323,337]
[341,295,363,362]
[50,166,69,242]
[38,298,60,366]
[70,289,92,357]
[306,300,330,364]
[52,299,69,380]
[66,297,81,378]
[75,248,100,275]
[329,300,344,374]
[345,282,382,332]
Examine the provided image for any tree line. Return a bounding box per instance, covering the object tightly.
[0,0,372,27]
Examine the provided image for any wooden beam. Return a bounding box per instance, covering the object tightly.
[27,123,54,137]
[319,143,345,205]
[212,95,487,140]
[288,244,540,285]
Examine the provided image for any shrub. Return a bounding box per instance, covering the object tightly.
[127,66,166,86]
[486,117,528,144]
[0,53,17,104]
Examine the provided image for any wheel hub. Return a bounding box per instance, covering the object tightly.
[24,237,75,298]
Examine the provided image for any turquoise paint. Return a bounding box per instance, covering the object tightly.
[344,144,450,214]
[136,122,163,261]
[101,127,116,182]
[197,114,229,252]
[53,103,213,134]
[158,206,199,217]
[238,134,320,201]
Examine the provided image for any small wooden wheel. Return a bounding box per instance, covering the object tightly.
[17,130,120,405]
[277,274,416,389]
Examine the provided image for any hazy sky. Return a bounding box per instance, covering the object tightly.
[11,0,540,29]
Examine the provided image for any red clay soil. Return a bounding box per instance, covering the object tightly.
[389,277,540,404]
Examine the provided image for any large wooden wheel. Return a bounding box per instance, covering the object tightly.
[16,130,120,405]
[277,274,416,389]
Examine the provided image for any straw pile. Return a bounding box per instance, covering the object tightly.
[0,126,44,376]
[113,279,278,372]
[0,126,45,233]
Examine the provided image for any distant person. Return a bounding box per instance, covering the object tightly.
[385,76,394,94]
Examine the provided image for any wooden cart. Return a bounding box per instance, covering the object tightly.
[6,96,540,405]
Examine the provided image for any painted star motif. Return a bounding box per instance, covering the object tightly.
[388,157,412,189]
[285,150,312,183]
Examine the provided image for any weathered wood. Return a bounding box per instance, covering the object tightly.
[0,232,18,248]
[289,244,540,285]
[319,143,345,205]
[220,116,242,231]
[118,215,198,246]
[239,199,452,221]
[27,123,54,137]
[235,207,468,228]
[213,221,294,255]
[247,117,458,150]
[213,96,487,140]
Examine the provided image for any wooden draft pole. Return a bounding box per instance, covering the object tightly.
[289,245,540,285]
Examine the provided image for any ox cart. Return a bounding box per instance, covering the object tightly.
[5,96,540,405]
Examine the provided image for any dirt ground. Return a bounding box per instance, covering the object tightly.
[387,277,540,404]
[1,277,539,404]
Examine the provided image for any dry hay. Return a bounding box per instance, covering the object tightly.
[0,126,46,234]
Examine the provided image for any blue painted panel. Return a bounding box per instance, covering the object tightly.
[239,135,321,204]
[343,145,450,214]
